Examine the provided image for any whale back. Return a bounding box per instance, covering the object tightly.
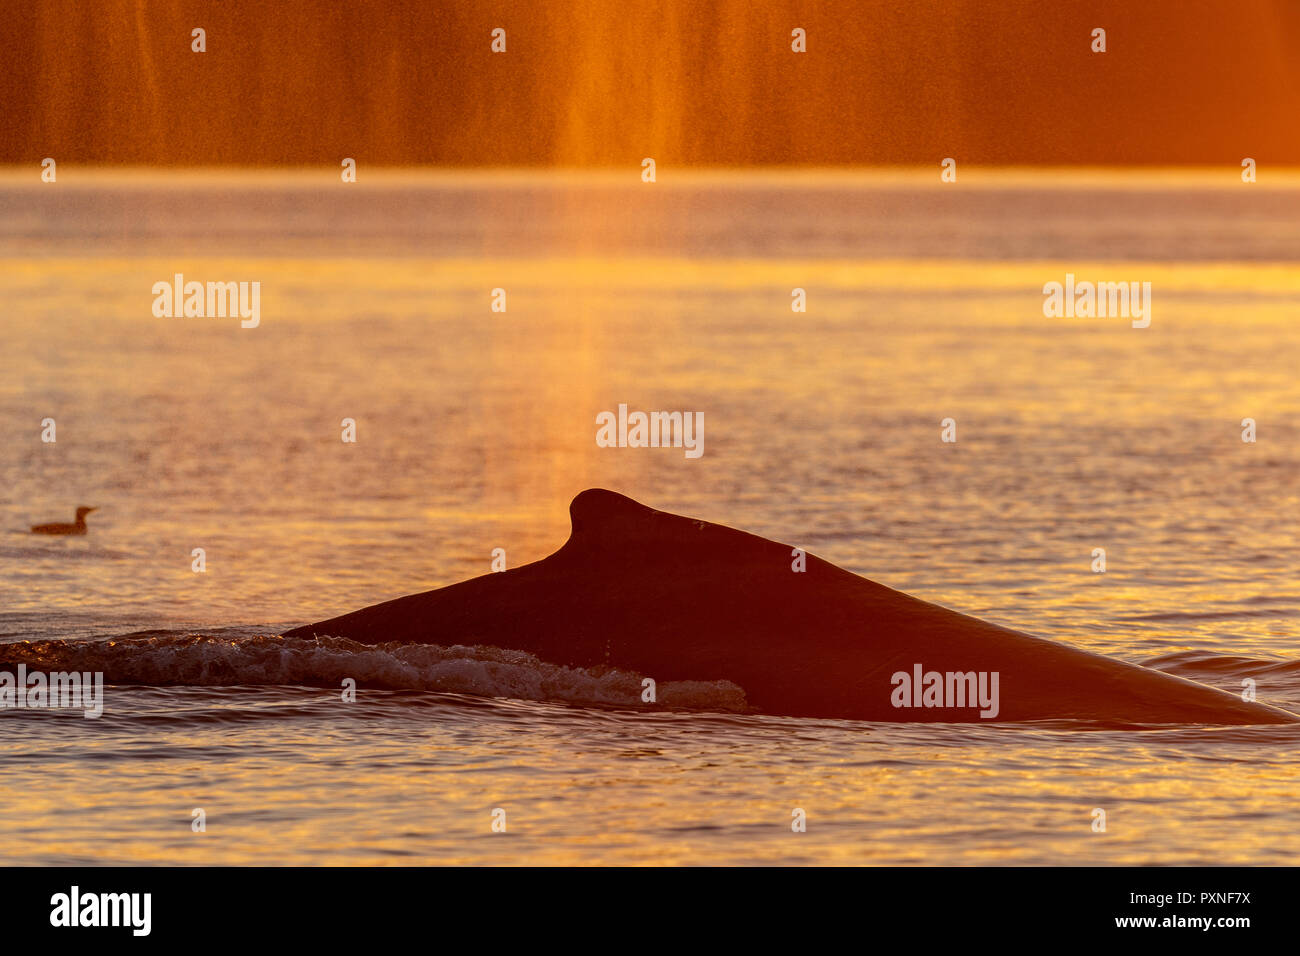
[284,489,1297,725]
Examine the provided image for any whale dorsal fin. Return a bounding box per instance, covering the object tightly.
[568,488,660,537]
[565,488,758,561]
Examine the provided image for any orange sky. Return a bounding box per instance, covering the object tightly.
[2,0,1297,166]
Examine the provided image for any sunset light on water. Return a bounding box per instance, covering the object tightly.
[1,0,1298,941]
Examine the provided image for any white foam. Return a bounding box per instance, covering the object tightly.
[1,634,750,713]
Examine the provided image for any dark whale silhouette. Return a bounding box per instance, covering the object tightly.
[284,489,1297,725]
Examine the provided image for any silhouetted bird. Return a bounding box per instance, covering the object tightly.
[31,506,97,535]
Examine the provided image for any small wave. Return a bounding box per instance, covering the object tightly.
[1145,649,1300,678]
[1118,609,1297,622]
[0,633,749,714]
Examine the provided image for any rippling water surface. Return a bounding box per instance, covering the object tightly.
[1,170,1298,864]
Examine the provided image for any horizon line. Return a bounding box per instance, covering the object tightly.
[4,164,1299,189]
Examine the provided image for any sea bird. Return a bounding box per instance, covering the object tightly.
[31,507,97,535]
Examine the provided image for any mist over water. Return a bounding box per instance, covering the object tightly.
[1,171,1298,863]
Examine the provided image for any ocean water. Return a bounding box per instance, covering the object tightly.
[1,169,1299,865]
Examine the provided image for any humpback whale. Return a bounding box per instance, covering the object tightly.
[284,489,1297,725]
